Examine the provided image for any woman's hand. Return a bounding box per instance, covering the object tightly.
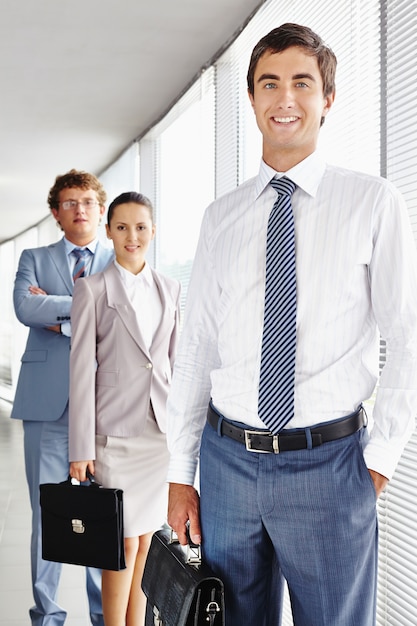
[70,460,95,482]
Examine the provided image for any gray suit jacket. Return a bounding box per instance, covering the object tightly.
[68,262,181,461]
[11,238,114,422]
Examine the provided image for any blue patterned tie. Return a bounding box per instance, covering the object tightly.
[258,176,297,433]
[72,248,89,282]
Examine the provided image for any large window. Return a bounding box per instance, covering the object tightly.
[139,71,215,312]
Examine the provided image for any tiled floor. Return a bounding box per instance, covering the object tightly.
[0,398,91,625]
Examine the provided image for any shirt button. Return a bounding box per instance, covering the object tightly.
[145,363,153,369]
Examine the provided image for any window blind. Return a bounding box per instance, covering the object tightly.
[376,1,417,623]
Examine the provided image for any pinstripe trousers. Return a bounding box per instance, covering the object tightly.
[200,412,378,626]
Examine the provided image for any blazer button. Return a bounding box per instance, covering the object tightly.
[145,363,153,369]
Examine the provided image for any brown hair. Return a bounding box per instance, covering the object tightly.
[247,23,337,98]
[47,168,107,211]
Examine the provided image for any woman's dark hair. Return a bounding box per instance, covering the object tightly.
[107,191,154,225]
[247,23,337,98]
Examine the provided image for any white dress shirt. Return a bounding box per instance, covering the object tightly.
[166,151,417,484]
[114,260,162,350]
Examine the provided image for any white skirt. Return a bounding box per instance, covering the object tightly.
[94,406,169,537]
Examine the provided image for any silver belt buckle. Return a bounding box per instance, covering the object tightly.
[244,430,280,453]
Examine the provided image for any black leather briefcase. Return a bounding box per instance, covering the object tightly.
[142,526,225,625]
[39,474,126,571]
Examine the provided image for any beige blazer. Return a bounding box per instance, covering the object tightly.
[69,262,180,461]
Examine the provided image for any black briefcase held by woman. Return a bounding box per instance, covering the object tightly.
[142,526,225,625]
[39,474,126,571]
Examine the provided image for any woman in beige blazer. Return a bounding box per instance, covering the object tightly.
[69,191,180,626]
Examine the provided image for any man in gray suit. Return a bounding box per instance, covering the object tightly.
[11,169,114,626]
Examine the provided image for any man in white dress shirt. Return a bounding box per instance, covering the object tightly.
[166,23,417,625]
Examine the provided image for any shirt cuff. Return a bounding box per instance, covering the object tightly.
[60,321,71,337]
[363,436,406,481]
[166,454,198,486]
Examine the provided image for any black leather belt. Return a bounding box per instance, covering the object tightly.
[207,404,364,454]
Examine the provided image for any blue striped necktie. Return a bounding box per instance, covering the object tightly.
[258,176,297,433]
[72,248,89,282]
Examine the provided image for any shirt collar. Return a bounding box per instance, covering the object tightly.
[255,151,326,199]
[64,237,98,256]
[114,259,153,289]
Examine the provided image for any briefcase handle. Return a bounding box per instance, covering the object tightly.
[65,469,102,489]
[169,525,201,566]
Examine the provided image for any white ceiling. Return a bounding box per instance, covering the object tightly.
[0,0,264,243]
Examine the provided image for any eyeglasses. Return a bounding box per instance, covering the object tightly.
[60,199,99,210]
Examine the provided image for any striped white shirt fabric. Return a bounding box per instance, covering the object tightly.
[166,151,417,484]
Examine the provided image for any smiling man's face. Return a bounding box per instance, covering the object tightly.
[248,46,334,170]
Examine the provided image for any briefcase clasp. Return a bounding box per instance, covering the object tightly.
[206,588,221,625]
[152,605,163,625]
[71,518,85,534]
